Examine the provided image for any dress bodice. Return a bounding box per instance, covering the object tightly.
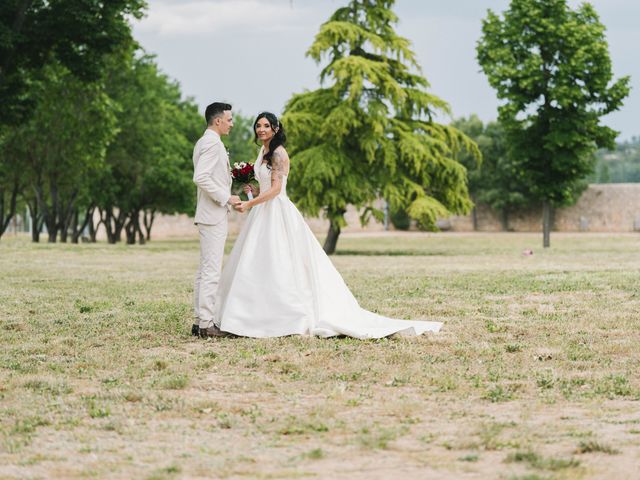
[255,147,288,198]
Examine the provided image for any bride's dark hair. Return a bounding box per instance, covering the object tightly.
[254,111,286,168]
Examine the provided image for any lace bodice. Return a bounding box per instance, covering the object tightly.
[255,147,288,198]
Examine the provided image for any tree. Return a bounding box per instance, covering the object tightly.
[0,0,145,126]
[592,137,640,183]
[223,112,259,166]
[14,63,118,243]
[452,115,531,230]
[477,0,630,247]
[99,53,202,244]
[283,0,478,254]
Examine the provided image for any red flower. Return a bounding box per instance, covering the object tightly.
[230,162,256,192]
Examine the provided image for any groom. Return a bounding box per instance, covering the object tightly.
[191,102,241,338]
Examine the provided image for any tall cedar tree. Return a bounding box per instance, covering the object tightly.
[283,0,479,254]
[477,0,630,247]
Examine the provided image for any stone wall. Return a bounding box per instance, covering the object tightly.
[447,183,640,232]
[143,183,640,239]
[131,198,387,240]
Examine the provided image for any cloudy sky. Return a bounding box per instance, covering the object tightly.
[132,0,639,140]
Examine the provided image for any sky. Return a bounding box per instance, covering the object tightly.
[132,0,639,141]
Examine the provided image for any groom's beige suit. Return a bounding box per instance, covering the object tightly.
[193,128,232,328]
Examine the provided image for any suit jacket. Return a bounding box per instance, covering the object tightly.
[193,129,232,225]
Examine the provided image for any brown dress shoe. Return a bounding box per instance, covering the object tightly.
[199,324,229,338]
[191,324,200,337]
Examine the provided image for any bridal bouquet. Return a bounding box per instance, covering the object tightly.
[231,162,256,200]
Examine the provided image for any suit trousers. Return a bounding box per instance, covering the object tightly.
[194,219,228,328]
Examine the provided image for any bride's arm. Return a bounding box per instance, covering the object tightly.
[236,149,288,212]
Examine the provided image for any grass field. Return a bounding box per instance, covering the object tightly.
[1,232,639,479]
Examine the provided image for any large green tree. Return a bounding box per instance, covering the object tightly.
[1,49,199,244]
[452,115,531,230]
[99,53,202,244]
[477,0,630,247]
[283,0,478,253]
[12,63,118,243]
[0,0,145,126]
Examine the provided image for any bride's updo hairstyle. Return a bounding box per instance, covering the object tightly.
[254,111,286,169]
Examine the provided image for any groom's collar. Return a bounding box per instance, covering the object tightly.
[205,128,220,140]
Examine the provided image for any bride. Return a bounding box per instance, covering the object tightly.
[216,112,442,339]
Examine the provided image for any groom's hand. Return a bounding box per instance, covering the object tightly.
[235,201,249,213]
[228,195,241,206]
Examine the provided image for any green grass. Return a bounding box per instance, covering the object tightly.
[1,232,639,478]
[576,440,621,455]
[506,450,580,471]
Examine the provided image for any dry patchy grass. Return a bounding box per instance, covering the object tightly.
[1,232,639,479]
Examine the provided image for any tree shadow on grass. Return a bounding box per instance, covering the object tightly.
[334,249,445,256]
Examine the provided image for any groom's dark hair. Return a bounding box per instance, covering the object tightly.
[205,102,232,125]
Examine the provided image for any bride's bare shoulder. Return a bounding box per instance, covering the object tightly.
[273,146,290,164]
[274,145,289,157]
[272,146,290,177]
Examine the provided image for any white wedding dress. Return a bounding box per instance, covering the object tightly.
[216,147,442,339]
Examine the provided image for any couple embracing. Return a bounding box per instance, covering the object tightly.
[192,102,442,339]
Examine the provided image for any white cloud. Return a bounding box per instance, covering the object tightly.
[137,0,312,36]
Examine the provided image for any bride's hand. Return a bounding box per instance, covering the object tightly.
[243,184,258,197]
[235,201,250,213]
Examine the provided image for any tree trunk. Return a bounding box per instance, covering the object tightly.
[101,207,115,244]
[323,223,340,255]
[0,176,20,239]
[135,212,146,245]
[323,209,345,255]
[500,209,510,232]
[59,224,68,242]
[0,192,6,240]
[37,180,58,243]
[125,211,137,245]
[69,209,78,243]
[59,207,71,243]
[101,207,126,244]
[0,190,4,239]
[60,206,70,242]
[125,224,135,244]
[114,210,126,242]
[471,206,478,231]
[71,206,93,244]
[48,178,60,243]
[31,221,40,242]
[58,189,78,244]
[89,210,99,242]
[27,200,41,242]
[46,190,58,242]
[542,199,552,248]
[143,208,155,241]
